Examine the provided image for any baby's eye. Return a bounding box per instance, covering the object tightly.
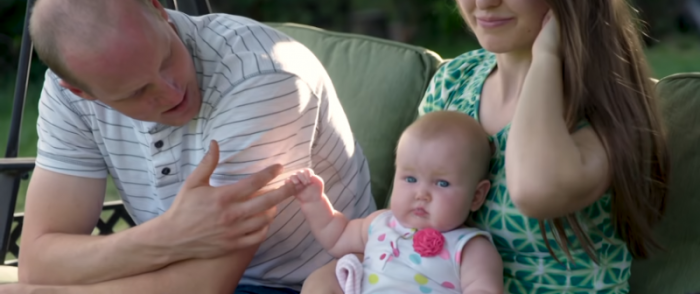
[405,176,417,183]
[437,180,450,187]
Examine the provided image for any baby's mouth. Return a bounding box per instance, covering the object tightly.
[413,208,428,217]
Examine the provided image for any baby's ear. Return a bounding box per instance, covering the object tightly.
[470,179,491,211]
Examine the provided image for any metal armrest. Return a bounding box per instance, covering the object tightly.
[0,158,34,264]
[0,157,36,175]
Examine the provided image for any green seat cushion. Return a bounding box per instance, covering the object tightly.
[0,266,17,284]
[267,23,444,208]
[630,73,700,294]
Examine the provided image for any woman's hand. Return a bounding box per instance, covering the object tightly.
[532,10,561,58]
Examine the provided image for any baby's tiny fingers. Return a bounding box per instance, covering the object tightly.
[303,169,314,184]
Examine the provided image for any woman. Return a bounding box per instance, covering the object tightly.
[303,0,669,293]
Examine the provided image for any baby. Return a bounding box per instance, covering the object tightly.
[287,110,503,294]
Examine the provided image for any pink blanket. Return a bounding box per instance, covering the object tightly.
[335,254,364,294]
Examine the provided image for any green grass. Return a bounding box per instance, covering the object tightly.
[1,36,698,214]
[644,35,700,78]
[0,76,122,215]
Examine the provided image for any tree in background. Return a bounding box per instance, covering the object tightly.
[0,0,30,77]
[209,0,351,32]
[633,0,686,46]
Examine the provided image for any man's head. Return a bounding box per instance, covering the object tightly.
[390,110,493,231]
[30,0,201,126]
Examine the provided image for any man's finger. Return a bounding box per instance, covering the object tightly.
[236,182,296,217]
[230,210,275,237]
[247,177,299,200]
[182,140,220,189]
[232,226,271,249]
[219,164,284,202]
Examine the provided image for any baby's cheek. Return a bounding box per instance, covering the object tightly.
[437,203,470,229]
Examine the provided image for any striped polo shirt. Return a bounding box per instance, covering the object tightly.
[34,9,375,290]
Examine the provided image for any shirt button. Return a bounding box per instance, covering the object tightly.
[162,167,171,175]
[154,140,164,148]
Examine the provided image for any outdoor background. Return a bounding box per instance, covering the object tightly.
[0,0,699,244]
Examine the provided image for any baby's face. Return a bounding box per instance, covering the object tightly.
[389,135,482,232]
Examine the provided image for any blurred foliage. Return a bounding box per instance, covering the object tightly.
[0,0,27,74]
[209,0,351,31]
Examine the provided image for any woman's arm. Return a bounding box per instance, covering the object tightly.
[505,11,611,219]
[507,54,611,219]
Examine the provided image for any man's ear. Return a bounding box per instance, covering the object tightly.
[58,79,96,101]
[149,0,170,21]
[470,179,491,211]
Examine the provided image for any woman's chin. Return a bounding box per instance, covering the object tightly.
[476,38,532,55]
[478,42,513,54]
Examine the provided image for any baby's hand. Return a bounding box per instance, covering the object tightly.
[286,168,325,203]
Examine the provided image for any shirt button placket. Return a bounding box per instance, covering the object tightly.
[154,140,170,176]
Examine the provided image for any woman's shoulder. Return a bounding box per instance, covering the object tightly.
[428,48,496,93]
[420,48,495,114]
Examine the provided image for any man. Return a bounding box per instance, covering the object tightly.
[9,0,375,293]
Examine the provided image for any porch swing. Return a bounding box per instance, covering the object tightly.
[1,0,700,293]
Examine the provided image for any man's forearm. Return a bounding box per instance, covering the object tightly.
[22,246,258,294]
[20,215,187,285]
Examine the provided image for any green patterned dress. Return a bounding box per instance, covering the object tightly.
[418,49,632,294]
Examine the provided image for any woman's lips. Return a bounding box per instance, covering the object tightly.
[476,17,514,28]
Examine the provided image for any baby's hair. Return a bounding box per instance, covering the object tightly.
[399,111,492,181]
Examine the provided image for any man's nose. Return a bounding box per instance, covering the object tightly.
[158,76,183,104]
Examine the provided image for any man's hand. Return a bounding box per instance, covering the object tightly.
[287,168,325,204]
[162,140,295,260]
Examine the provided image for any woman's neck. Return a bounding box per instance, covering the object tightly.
[492,50,533,103]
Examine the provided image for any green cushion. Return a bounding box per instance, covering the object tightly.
[267,23,444,208]
[630,73,700,294]
[0,266,17,284]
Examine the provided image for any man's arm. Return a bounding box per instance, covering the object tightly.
[18,167,184,284]
[20,145,292,287]
[19,74,291,286]
[19,75,192,284]
[14,246,259,294]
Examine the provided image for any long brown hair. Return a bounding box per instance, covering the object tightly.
[542,0,670,263]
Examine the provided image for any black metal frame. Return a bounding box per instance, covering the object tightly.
[1,0,212,266]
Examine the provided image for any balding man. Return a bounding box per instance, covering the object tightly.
[11,0,375,293]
